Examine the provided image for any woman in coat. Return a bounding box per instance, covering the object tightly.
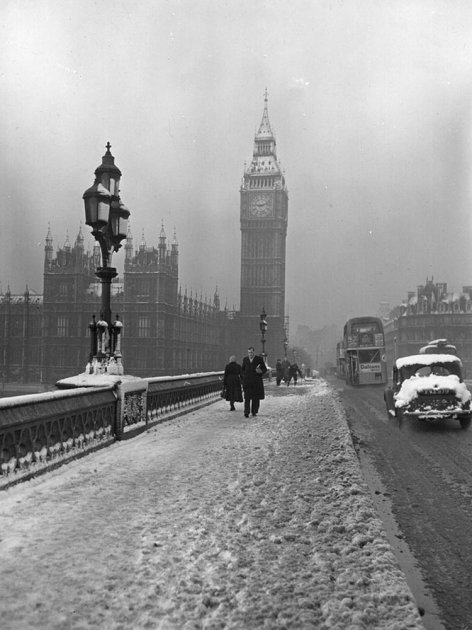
[223,355,243,411]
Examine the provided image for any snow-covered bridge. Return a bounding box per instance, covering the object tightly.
[0,380,424,629]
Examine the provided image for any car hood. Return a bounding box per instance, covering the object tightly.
[395,374,471,408]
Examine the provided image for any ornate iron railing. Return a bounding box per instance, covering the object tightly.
[0,387,116,488]
[0,372,223,488]
[146,372,224,425]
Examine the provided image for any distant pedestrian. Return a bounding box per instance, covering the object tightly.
[223,355,243,411]
[241,346,267,417]
[300,363,306,382]
[282,358,290,384]
[287,362,303,386]
[275,358,284,386]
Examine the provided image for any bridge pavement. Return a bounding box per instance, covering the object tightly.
[0,380,423,629]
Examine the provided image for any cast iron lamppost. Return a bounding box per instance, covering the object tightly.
[283,334,288,359]
[259,307,268,361]
[83,143,130,374]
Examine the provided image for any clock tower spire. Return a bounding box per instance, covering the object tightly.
[238,90,288,360]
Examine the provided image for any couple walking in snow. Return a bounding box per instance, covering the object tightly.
[223,347,267,417]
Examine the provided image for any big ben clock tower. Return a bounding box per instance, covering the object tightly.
[238,90,288,360]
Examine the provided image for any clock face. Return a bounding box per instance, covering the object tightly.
[249,194,272,217]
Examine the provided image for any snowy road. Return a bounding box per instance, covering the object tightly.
[0,380,423,629]
[339,381,472,630]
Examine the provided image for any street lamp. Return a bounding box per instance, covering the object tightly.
[83,142,130,374]
[283,335,288,359]
[259,307,268,361]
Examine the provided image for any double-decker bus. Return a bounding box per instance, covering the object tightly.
[343,316,387,385]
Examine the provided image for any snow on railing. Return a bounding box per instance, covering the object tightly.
[0,371,224,489]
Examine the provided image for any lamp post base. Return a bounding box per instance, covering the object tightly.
[86,355,124,376]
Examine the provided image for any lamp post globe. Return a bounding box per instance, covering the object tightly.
[83,143,130,375]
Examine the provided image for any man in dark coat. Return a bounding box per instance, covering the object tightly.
[281,358,291,384]
[223,355,243,411]
[275,359,284,386]
[241,346,267,417]
[287,362,303,386]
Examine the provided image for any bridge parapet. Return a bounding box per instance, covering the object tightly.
[0,372,223,489]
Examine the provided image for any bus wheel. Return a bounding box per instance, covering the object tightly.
[460,416,471,430]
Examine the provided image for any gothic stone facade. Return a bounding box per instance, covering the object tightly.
[384,278,472,377]
[0,224,231,386]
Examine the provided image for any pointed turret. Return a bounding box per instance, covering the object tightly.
[159,220,167,258]
[242,89,286,191]
[171,226,178,267]
[44,224,53,267]
[139,229,146,251]
[256,87,274,141]
[125,222,134,262]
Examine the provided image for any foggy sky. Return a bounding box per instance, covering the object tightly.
[2,0,472,334]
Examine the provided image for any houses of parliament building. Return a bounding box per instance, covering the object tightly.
[0,93,289,386]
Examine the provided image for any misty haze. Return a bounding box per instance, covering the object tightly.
[2,1,472,337]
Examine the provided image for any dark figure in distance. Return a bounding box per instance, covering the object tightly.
[281,358,291,384]
[287,362,303,386]
[241,346,267,417]
[223,355,243,411]
[275,358,284,386]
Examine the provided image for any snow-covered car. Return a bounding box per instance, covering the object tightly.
[384,353,472,429]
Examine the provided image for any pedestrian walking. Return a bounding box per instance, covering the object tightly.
[222,355,243,411]
[282,358,290,384]
[275,358,284,386]
[287,362,303,386]
[300,363,306,382]
[241,346,267,417]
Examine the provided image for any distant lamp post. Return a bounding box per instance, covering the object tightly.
[259,307,268,361]
[283,335,288,359]
[83,143,130,374]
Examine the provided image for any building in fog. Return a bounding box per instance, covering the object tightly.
[0,287,43,386]
[293,324,339,374]
[122,224,229,378]
[0,93,291,385]
[384,278,472,375]
[0,222,231,386]
[231,90,289,362]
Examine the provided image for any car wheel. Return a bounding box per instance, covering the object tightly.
[460,415,471,430]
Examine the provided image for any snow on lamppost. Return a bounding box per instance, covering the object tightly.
[260,307,268,362]
[83,143,130,375]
